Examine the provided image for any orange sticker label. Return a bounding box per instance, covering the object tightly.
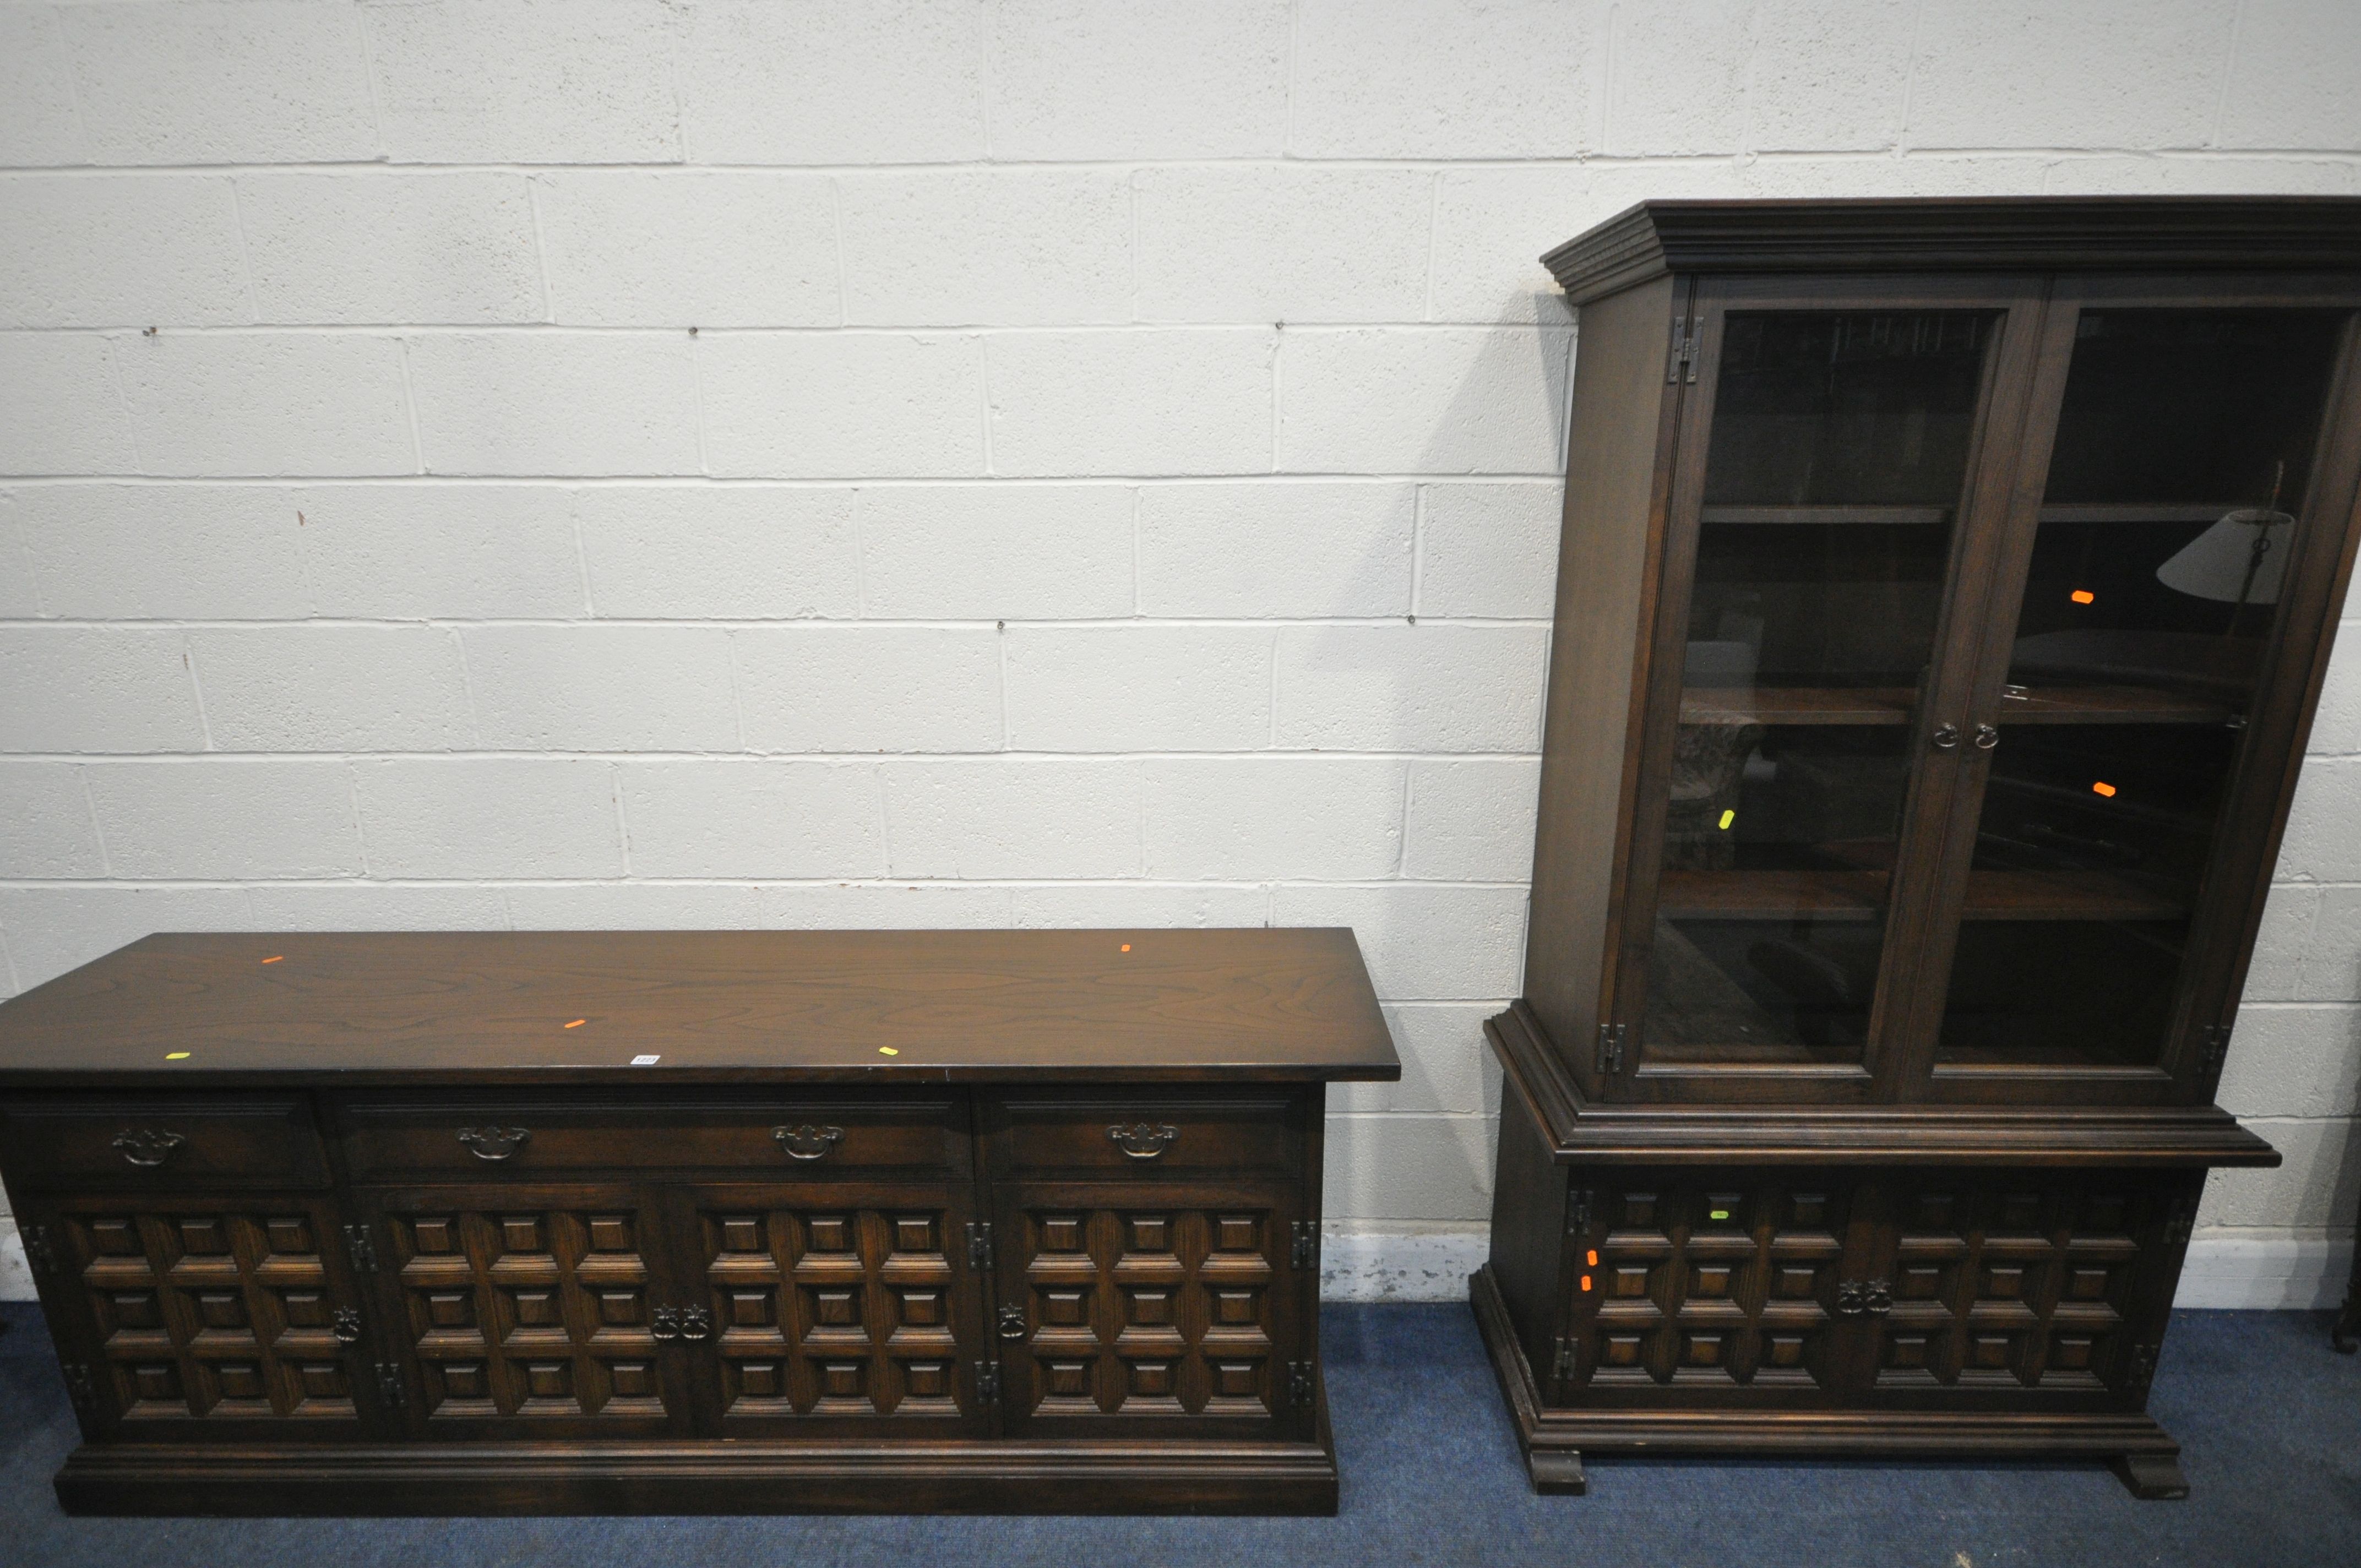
[2092,781,2118,797]
[2070,589,2096,605]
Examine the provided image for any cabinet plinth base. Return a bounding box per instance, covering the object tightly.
[1471,1266,2185,1500]
[53,1409,1340,1516]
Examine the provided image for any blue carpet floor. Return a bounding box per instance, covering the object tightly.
[3,1299,2356,1565]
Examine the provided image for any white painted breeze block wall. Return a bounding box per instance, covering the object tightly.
[2,1,2359,1306]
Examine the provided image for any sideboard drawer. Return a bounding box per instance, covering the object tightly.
[333,1092,970,1180]
[984,1089,1304,1178]
[0,1094,329,1191]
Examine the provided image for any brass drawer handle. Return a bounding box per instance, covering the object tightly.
[456,1126,531,1162]
[1108,1121,1180,1160]
[773,1124,844,1161]
[111,1128,186,1168]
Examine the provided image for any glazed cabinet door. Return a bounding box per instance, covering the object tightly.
[665,1182,989,1438]
[354,1183,696,1439]
[17,1193,386,1441]
[1906,287,2361,1103]
[1553,1168,1859,1403]
[1607,276,2050,1103]
[1849,1169,2195,1407]
[987,1183,1315,1439]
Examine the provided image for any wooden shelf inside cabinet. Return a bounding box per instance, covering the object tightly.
[1680,687,1919,726]
[2036,503,2248,525]
[1657,868,1888,922]
[1656,866,2189,924]
[1680,684,2237,727]
[1958,868,2190,923]
[1698,505,1953,526]
[1995,685,2237,725]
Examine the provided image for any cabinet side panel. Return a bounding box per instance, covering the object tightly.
[1525,277,1683,1077]
[1487,1090,1570,1381]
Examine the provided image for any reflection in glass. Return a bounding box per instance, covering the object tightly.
[1938,311,2344,1070]
[1644,311,1997,1068]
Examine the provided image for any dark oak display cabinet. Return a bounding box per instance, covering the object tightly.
[0,928,1397,1515]
[1476,198,2361,1499]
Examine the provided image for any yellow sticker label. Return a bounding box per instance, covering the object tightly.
[166,1052,191,1060]
[878,1046,899,1056]
[1718,809,1735,830]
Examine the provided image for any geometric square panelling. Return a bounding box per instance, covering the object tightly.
[1010,1208,1278,1419]
[62,1207,359,1424]
[386,1207,664,1422]
[697,1206,960,1420]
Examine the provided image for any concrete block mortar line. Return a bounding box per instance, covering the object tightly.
[179,631,214,749]
[75,763,113,878]
[394,334,427,473]
[5,148,2361,179]
[344,759,372,878]
[97,332,144,474]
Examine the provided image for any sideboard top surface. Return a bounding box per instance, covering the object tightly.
[0,928,1401,1087]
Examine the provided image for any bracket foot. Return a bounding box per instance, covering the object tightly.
[1528,1448,1587,1496]
[2110,1452,2189,1500]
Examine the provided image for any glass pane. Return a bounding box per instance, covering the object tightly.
[1642,311,1997,1069]
[1939,309,2345,1069]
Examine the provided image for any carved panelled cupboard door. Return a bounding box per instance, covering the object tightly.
[989,1182,1313,1439]
[23,1194,383,1440]
[665,1182,989,1437]
[356,1183,696,1438]
[1559,1169,1858,1401]
[1849,1170,2193,1407]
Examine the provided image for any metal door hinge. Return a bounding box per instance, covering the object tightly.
[966,1221,993,1271]
[1286,1360,1315,1408]
[2199,1023,2233,1077]
[1667,315,1701,384]
[1596,1023,1627,1075]
[2125,1343,2159,1392]
[59,1362,97,1419]
[20,1222,57,1279]
[974,1359,1000,1405]
[343,1223,378,1275]
[1552,1336,1577,1382]
[374,1363,406,1410]
[1565,1188,1593,1238]
[1291,1219,1318,1271]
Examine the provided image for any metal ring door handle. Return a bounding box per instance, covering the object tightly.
[1973,723,1999,750]
[1930,725,1960,750]
[333,1308,364,1345]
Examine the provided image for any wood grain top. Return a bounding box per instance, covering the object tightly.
[0,929,1401,1087]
